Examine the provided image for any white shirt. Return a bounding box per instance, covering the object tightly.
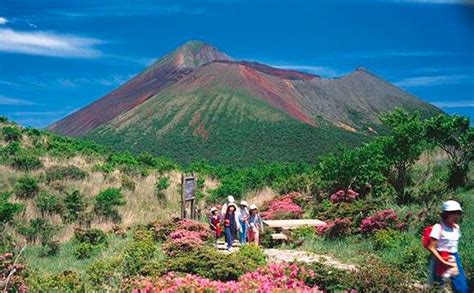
[430,222,461,253]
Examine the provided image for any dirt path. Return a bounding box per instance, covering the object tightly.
[216,241,356,271]
[264,248,357,271]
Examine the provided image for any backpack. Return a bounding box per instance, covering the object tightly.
[422,224,442,249]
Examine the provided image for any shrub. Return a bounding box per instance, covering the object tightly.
[2,126,22,142]
[14,176,40,199]
[149,217,210,243]
[143,262,325,291]
[316,217,353,238]
[35,192,63,216]
[74,228,107,246]
[18,218,56,244]
[329,189,359,203]
[10,151,42,171]
[360,209,404,234]
[86,257,122,290]
[94,188,126,222]
[149,218,179,242]
[0,192,23,225]
[314,199,377,223]
[63,190,86,223]
[303,262,354,292]
[0,252,28,292]
[350,258,414,292]
[155,176,170,198]
[167,246,248,281]
[28,270,82,292]
[162,231,204,257]
[45,165,87,183]
[373,229,405,250]
[122,229,156,277]
[75,242,101,259]
[260,192,304,220]
[236,244,267,271]
[39,240,60,257]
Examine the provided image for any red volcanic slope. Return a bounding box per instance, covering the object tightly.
[48,41,230,136]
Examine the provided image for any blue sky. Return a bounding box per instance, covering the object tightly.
[0,0,473,127]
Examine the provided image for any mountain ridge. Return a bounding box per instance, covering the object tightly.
[48,40,442,165]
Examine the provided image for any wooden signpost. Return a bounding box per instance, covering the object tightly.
[181,173,197,219]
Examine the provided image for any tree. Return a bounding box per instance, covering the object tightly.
[380,109,426,200]
[425,114,474,188]
[318,139,390,197]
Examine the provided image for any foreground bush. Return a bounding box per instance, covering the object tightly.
[131,263,327,292]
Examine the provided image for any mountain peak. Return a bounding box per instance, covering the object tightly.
[173,40,231,68]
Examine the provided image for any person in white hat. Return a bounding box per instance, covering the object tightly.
[220,195,237,217]
[208,207,222,245]
[427,200,467,292]
[223,202,241,251]
[238,200,249,244]
[248,204,264,246]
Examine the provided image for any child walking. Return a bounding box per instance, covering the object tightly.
[208,207,222,245]
[248,204,264,246]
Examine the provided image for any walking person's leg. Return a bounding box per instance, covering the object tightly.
[239,220,246,244]
[450,253,468,293]
[224,227,233,249]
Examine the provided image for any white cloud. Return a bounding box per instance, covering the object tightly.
[0,95,38,105]
[432,101,474,108]
[0,28,103,58]
[0,17,7,25]
[394,74,472,87]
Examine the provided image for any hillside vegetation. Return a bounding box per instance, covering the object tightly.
[1,109,473,292]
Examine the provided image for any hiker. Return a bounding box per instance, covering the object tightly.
[427,200,468,293]
[223,202,240,251]
[221,195,240,240]
[248,204,264,246]
[238,200,249,244]
[209,207,222,245]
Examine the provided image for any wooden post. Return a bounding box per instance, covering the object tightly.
[181,174,185,219]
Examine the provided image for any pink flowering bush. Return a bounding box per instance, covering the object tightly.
[360,209,403,234]
[0,252,28,292]
[130,263,331,292]
[260,193,304,220]
[329,189,359,203]
[150,217,210,242]
[316,217,353,238]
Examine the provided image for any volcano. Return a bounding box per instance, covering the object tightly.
[49,41,442,166]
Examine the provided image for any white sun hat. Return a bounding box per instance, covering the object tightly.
[228,195,235,203]
[442,200,463,212]
[249,204,258,210]
[240,200,248,206]
[210,207,218,213]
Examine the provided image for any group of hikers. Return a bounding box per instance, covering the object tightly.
[208,195,264,251]
[207,198,468,292]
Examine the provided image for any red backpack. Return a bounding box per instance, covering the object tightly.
[422,224,442,249]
